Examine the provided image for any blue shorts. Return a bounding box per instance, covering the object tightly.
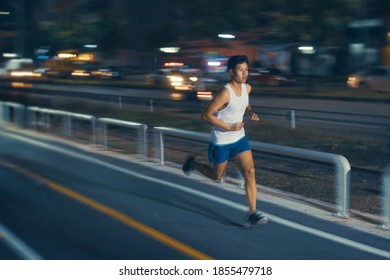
[208,136,251,164]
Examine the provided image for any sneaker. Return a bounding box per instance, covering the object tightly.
[182,154,195,176]
[244,210,268,227]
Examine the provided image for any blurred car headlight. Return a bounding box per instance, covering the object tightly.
[71,70,91,77]
[189,76,198,82]
[168,75,184,87]
[169,75,184,82]
[347,76,358,87]
[10,71,41,77]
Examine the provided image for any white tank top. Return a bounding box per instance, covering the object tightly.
[210,83,249,145]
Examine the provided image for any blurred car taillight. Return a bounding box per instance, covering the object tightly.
[196,90,213,100]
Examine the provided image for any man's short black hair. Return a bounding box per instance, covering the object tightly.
[227,55,249,71]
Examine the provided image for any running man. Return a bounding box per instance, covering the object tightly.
[182,55,268,227]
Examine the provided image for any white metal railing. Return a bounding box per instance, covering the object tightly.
[27,106,96,144]
[382,165,390,230]
[1,102,148,161]
[153,126,209,167]
[153,126,351,217]
[0,101,26,127]
[97,117,148,161]
[250,141,351,217]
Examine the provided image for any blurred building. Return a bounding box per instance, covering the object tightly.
[0,0,30,61]
[1,0,389,73]
[346,0,390,69]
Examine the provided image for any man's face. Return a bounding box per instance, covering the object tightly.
[230,62,248,83]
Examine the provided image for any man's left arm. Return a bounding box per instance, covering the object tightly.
[246,106,260,122]
[245,84,259,122]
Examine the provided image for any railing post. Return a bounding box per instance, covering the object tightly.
[61,114,67,135]
[142,124,148,161]
[67,114,72,136]
[45,112,50,132]
[4,104,10,122]
[15,104,25,128]
[290,110,296,129]
[27,107,36,129]
[91,117,96,146]
[0,101,5,122]
[103,123,108,150]
[158,131,164,165]
[334,156,351,218]
[382,165,390,230]
[150,99,154,113]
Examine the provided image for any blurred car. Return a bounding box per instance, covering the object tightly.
[9,69,42,78]
[148,68,199,90]
[347,66,390,92]
[45,69,71,78]
[1,58,34,76]
[91,66,123,80]
[71,69,91,78]
[249,67,295,86]
[1,58,43,78]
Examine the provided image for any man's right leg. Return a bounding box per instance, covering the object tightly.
[190,160,227,182]
[183,143,228,181]
[182,155,227,182]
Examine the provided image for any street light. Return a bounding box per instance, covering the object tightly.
[159,47,180,53]
[218,34,235,39]
[298,46,315,54]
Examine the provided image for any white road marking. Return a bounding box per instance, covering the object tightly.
[0,223,43,260]
[2,130,390,259]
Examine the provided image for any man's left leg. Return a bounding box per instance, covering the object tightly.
[234,150,257,213]
[235,150,268,226]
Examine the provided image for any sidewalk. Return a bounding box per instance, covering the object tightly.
[135,154,390,239]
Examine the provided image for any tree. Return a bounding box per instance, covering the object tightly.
[33,3,125,54]
[31,0,362,56]
[265,0,361,46]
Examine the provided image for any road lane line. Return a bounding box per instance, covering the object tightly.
[0,223,43,260]
[2,130,390,259]
[0,160,213,260]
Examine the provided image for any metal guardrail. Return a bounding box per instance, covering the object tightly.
[27,106,96,144]
[249,141,351,217]
[97,117,148,161]
[153,126,351,217]
[253,105,390,130]
[0,101,26,127]
[1,102,149,162]
[153,126,209,166]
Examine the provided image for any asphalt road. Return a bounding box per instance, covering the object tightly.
[1,126,390,260]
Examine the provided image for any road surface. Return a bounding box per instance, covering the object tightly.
[0,126,389,260]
